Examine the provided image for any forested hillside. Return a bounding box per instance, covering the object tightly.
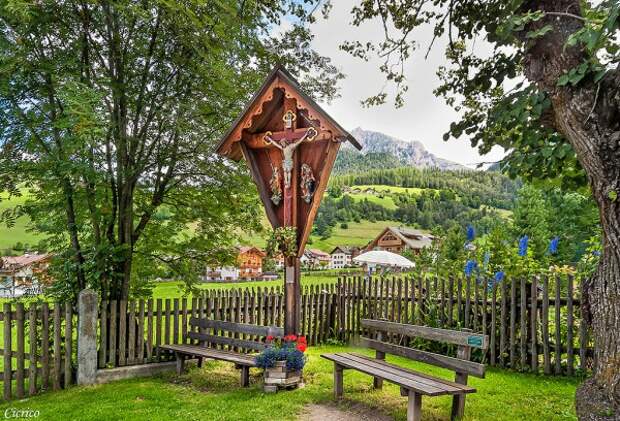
[312,166,521,240]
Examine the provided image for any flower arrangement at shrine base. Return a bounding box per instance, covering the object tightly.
[255,335,307,393]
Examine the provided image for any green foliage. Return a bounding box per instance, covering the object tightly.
[511,185,550,259]
[262,257,277,273]
[335,0,619,189]
[313,166,519,238]
[333,150,403,174]
[0,0,339,300]
[266,227,297,259]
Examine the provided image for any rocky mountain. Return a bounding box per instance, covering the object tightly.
[337,127,467,172]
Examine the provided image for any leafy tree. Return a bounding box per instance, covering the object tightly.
[262,257,277,273]
[0,0,340,301]
[511,185,551,259]
[336,0,620,415]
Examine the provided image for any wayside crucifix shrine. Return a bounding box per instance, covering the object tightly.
[216,66,361,335]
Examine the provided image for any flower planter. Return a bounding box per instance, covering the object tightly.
[263,361,303,393]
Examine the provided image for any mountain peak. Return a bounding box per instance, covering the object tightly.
[346,128,466,171]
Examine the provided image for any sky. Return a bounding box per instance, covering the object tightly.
[306,1,506,168]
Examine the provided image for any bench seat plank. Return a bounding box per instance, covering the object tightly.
[322,353,452,396]
[347,353,476,394]
[160,344,257,367]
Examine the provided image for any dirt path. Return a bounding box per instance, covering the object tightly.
[301,403,393,421]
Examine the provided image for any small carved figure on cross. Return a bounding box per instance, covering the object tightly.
[264,126,318,188]
[283,110,296,129]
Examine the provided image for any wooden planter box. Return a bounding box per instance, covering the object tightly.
[263,361,303,393]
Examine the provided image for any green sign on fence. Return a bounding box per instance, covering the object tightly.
[467,336,483,348]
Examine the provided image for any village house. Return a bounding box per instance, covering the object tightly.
[205,246,266,282]
[301,249,331,270]
[204,266,239,282]
[0,253,52,297]
[366,226,435,255]
[0,253,52,286]
[329,246,361,269]
[237,246,266,279]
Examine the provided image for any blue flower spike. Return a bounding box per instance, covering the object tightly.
[518,235,529,257]
[464,260,477,277]
[548,236,560,255]
[466,225,475,242]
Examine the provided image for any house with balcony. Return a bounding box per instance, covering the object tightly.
[366,226,435,255]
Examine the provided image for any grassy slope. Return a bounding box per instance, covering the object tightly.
[0,184,509,254]
[307,220,392,252]
[0,345,579,420]
[0,192,42,250]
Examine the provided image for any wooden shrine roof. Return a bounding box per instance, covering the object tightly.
[216,65,362,160]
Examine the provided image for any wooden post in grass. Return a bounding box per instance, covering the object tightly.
[216,65,361,335]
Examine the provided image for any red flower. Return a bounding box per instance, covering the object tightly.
[266,335,274,342]
[298,336,307,344]
[284,334,297,342]
[296,343,307,353]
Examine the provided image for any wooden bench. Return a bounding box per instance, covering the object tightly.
[322,319,488,421]
[159,319,283,387]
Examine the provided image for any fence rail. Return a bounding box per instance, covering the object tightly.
[0,274,592,401]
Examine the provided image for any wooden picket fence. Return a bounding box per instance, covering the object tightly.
[333,275,591,375]
[0,302,75,401]
[0,274,592,401]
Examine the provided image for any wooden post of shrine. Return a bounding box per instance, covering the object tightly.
[216,65,361,335]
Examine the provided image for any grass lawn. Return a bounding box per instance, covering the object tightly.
[306,220,393,251]
[0,345,579,420]
[0,191,43,250]
[352,184,431,195]
[347,193,397,210]
[150,269,361,298]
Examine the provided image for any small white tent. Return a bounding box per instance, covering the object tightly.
[353,250,415,268]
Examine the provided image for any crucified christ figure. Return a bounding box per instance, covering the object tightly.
[264,126,318,188]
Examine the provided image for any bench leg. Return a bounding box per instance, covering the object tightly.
[240,366,250,387]
[197,357,203,368]
[451,393,466,420]
[175,352,185,375]
[373,350,385,389]
[407,390,422,421]
[334,363,344,399]
[451,371,469,420]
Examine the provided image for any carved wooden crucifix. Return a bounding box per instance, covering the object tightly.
[216,66,362,335]
[264,126,318,188]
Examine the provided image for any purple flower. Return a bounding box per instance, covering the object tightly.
[518,235,529,257]
[548,237,560,255]
[464,260,477,277]
[466,225,475,242]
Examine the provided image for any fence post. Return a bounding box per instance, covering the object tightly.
[77,289,98,385]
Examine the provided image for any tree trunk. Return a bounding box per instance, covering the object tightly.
[62,179,86,292]
[521,1,620,418]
